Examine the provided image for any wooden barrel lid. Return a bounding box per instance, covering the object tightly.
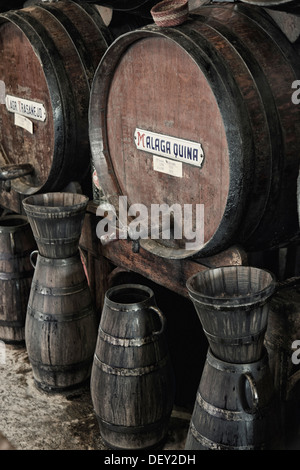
[90,32,234,258]
[89,3,300,258]
[0,2,111,195]
[0,16,55,193]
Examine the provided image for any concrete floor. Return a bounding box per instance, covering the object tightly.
[0,343,190,451]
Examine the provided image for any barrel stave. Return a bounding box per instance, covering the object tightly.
[0,216,35,344]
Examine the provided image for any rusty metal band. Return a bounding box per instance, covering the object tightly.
[98,326,159,347]
[98,414,169,434]
[188,421,256,450]
[29,355,93,372]
[203,327,266,346]
[27,303,94,322]
[33,235,80,245]
[206,350,268,374]
[30,279,88,296]
[196,391,255,422]
[93,353,169,377]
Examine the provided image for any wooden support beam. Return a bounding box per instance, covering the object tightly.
[101,241,247,298]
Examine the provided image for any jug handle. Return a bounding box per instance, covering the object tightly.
[240,372,259,414]
[149,305,166,336]
[30,250,39,269]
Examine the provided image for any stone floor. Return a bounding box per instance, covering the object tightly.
[0,343,190,451]
[2,342,300,452]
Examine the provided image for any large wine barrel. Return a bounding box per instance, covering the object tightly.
[0,0,113,195]
[240,0,300,15]
[89,3,300,259]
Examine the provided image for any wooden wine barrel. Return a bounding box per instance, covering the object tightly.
[240,0,300,15]
[89,3,300,259]
[25,252,98,392]
[0,215,35,344]
[0,0,113,195]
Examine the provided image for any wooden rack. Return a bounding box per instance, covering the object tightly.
[79,202,248,314]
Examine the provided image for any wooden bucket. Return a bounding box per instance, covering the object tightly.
[0,1,113,196]
[266,278,300,399]
[89,2,300,259]
[185,349,281,450]
[22,192,89,259]
[90,284,175,450]
[186,266,276,364]
[265,278,300,446]
[25,252,98,392]
[0,215,35,344]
